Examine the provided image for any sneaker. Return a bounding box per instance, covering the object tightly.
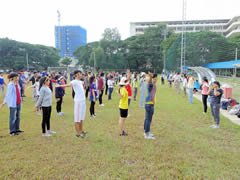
[99,104,104,107]
[60,112,64,116]
[82,131,88,135]
[10,133,17,136]
[210,125,216,128]
[144,132,154,137]
[212,125,220,129]
[76,133,85,138]
[42,133,52,137]
[144,134,156,140]
[47,130,56,134]
[16,130,24,133]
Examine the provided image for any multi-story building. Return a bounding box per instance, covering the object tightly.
[55,25,87,57]
[130,16,240,38]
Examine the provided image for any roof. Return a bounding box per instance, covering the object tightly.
[203,60,240,69]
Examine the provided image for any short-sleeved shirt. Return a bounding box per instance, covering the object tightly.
[0,76,4,85]
[210,88,223,105]
[119,87,128,109]
[71,80,85,102]
[201,82,209,95]
[89,83,97,101]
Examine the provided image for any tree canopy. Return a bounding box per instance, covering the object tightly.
[0,38,60,70]
[74,27,240,72]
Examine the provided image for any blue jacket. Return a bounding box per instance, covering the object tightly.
[4,81,22,108]
[55,82,65,98]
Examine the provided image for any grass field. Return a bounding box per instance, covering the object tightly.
[1,80,240,179]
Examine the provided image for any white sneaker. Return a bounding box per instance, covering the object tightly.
[144,132,154,137]
[212,125,220,129]
[57,112,62,116]
[42,133,52,137]
[47,130,56,134]
[210,125,216,128]
[144,134,155,140]
[60,112,64,116]
[99,104,104,107]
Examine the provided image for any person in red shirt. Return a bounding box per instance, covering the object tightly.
[98,73,105,106]
[0,72,24,136]
[125,71,132,106]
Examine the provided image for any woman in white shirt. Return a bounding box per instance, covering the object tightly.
[107,75,114,100]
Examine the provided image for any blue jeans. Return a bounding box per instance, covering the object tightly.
[210,103,220,125]
[108,88,113,100]
[9,105,21,134]
[144,104,154,133]
[188,88,193,104]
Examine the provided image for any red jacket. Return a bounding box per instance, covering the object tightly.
[125,84,132,98]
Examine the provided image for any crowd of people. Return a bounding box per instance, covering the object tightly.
[165,72,223,129]
[0,70,158,139]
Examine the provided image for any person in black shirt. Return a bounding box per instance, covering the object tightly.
[208,81,223,129]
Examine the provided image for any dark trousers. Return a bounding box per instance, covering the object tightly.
[42,106,51,133]
[108,88,113,100]
[210,103,220,125]
[202,95,208,113]
[85,86,89,98]
[99,90,104,104]
[105,84,108,95]
[144,104,154,133]
[90,101,95,115]
[56,97,63,113]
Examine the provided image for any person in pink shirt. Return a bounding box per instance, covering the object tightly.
[201,77,209,114]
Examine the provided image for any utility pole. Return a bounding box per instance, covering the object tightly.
[235,48,238,77]
[93,50,96,74]
[180,0,187,73]
[26,51,29,71]
[163,29,167,75]
[57,10,61,56]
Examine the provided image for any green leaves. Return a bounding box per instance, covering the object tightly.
[0,38,60,70]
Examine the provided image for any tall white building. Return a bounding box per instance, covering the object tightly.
[130,16,240,38]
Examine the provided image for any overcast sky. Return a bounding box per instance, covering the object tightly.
[0,0,239,47]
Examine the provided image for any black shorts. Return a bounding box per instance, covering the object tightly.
[119,108,128,118]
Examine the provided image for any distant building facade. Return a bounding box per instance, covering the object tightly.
[130,16,240,38]
[55,25,87,57]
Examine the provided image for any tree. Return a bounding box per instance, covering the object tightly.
[0,38,60,70]
[61,57,72,66]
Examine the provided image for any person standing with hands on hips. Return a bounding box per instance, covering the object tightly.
[0,72,24,136]
[208,81,223,129]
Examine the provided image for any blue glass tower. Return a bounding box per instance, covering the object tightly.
[55,25,87,57]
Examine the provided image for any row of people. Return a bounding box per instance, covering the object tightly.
[0,70,158,140]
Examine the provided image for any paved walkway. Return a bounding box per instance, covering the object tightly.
[194,93,240,125]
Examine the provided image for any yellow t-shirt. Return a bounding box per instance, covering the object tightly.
[119,87,128,109]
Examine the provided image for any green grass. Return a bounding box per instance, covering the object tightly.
[1,80,240,179]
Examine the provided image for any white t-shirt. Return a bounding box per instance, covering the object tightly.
[107,79,114,88]
[71,80,86,102]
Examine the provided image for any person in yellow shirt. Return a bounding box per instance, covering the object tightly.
[118,77,128,136]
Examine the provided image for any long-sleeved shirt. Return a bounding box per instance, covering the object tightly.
[36,86,52,108]
[4,81,22,108]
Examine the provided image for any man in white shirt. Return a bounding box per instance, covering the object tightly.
[59,70,87,138]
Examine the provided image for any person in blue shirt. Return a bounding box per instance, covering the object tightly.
[0,72,24,136]
[0,72,6,97]
[193,79,200,93]
[89,76,97,118]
